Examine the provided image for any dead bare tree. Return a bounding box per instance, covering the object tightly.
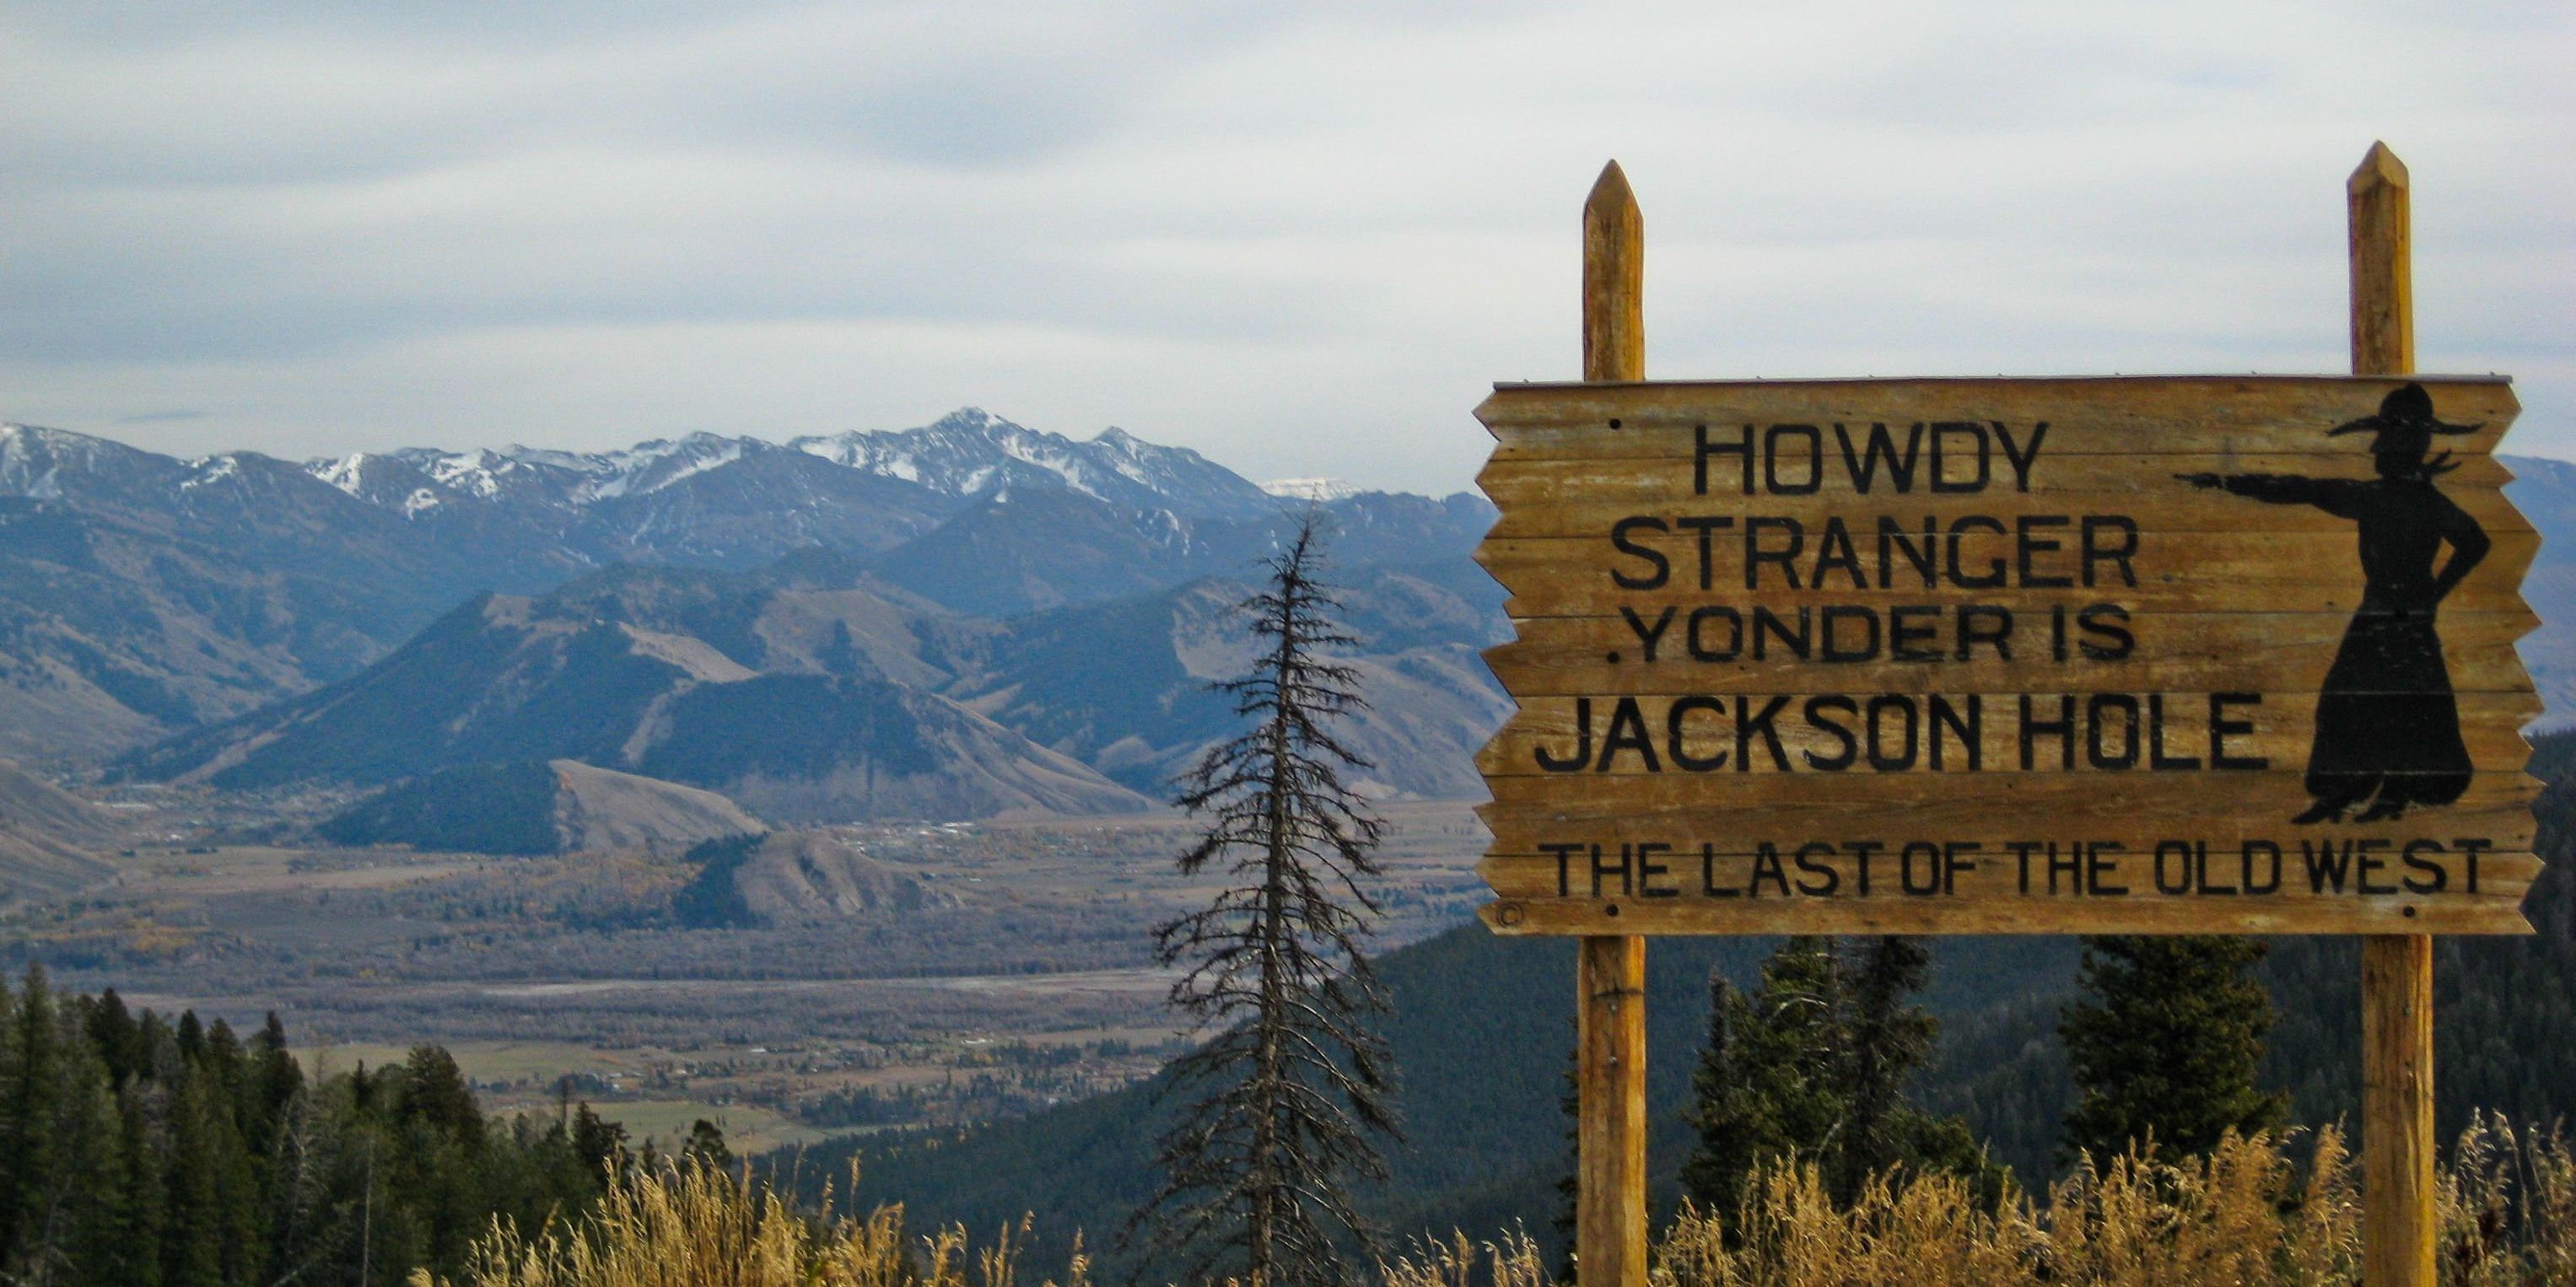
[1129,515,1395,1286]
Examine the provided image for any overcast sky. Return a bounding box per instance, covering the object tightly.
[3,1,2568,494]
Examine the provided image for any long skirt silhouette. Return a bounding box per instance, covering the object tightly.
[2194,471,2489,818]
[2309,608,2472,810]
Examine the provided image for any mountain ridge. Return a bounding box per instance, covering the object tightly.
[116,543,1505,820]
[0,411,1491,765]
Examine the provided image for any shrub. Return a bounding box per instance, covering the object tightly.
[428,1120,2576,1287]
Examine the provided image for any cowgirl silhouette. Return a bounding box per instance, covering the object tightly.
[2180,383,2491,824]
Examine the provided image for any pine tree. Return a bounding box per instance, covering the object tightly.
[1682,937,1994,1217]
[1677,972,1762,1214]
[159,1068,229,1287]
[682,1118,733,1172]
[570,1103,631,1179]
[1835,936,1937,1202]
[108,1083,164,1287]
[0,966,61,1268]
[1129,516,1395,1286]
[2058,934,2288,1161]
[0,982,627,1284]
[1681,939,1848,1213]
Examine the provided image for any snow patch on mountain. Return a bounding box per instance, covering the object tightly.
[0,423,175,501]
[289,407,1285,521]
[790,408,1281,519]
[1262,477,1363,502]
[180,455,242,490]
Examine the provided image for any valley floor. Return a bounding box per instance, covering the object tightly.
[4,795,1490,1152]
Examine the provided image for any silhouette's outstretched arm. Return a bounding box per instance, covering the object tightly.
[2433,498,2491,603]
[2175,472,2338,507]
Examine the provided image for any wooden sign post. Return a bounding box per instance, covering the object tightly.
[1489,148,2538,1287]
[1574,162,1648,1287]
[2352,141,2436,1287]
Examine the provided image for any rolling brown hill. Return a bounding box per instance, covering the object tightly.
[130,568,1154,824]
[321,758,769,855]
[0,758,116,897]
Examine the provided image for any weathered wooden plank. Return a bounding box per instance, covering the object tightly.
[1478,848,2539,893]
[1475,376,2519,460]
[1478,455,2532,538]
[1478,529,2538,616]
[2352,143,2416,378]
[2351,140,2439,1287]
[1481,764,2536,810]
[1479,771,2541,854]
[1478,691,2536,777]
[1478,891,2534,936]
[1477,851,2538,914]
[2364,934,2439,1279]
[1576,934,1645,1286]
[1574,156,1650,1287]
[1484,609,2538,696]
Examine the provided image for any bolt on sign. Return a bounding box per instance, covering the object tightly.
[1474,375,2542,936]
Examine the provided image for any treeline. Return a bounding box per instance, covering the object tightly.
[1921,729,2576,1178]
[0,967,699,1286]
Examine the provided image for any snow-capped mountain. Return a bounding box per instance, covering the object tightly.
[790,408,1280,519]
[304,408,1284,523]
[2,421,191,504]
[0,411,1501,759]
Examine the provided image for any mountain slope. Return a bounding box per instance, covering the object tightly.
[870,485,1219,617]
[957,563,1510,797]
[671,831,957,928]
[0,758,116,897]
[870,483,1497,620]
[2508,455,2576,727]
[788,408,1282,520]
[121,564,1151,823]
[784,924,2080,1274]
[783,730,2576,1274]
[319,759,767,855]
[0,408,1497,760]
[0,424,579,755]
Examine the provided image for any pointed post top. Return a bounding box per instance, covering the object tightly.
[1586,160,1637,218]
[1582,159,1644,382]
[2350,141,2409,196]
[2347,141,2413,375]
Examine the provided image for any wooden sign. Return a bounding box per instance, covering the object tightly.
[1474,374,2542,935]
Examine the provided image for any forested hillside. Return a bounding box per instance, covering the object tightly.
[794,730,2576,1274]
[0,971,678,1286]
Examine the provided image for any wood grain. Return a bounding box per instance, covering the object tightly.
[1477,376,2516,459]
[1477,529,2538,616]
[2352,143,2414,378]
[1576,934,1646,1287]
[2364,932,2438,1284]
[2352,139,2435,1287]
[1582,162,1644,388]
[1576,157,1647,1287]
[1476,849,2541,899]
[1478,456,2531,538]
[1480,893,2531,936]
[1478,691,2536,776]
[1479,772,2542,855]
[1480,763,2537,809]
[1485,609,2539,696]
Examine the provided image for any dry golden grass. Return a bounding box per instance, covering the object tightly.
[1654,1130,2352,1287]
[423,1120,2576,1287]
[411,1160,1088,1287]
[1376,1228,1553,1287]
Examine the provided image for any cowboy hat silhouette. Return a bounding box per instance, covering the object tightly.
[2330,381,2484,479]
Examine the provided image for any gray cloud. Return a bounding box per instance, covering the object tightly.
[0,0,2568,493]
